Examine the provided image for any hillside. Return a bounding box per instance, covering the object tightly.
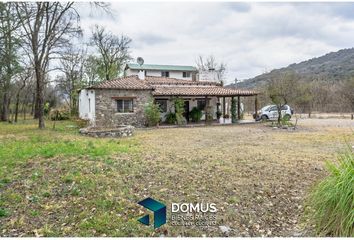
[230,48,354,89]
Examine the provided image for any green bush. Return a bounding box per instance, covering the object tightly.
[231,98,237,123]
[190,107,202,122]
[165,112,176,124]
[144,99,161,127]
[174,98,186,125]
[49,107,70,121]
[305,150,354,237]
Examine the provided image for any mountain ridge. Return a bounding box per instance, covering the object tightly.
[229,47,354,89]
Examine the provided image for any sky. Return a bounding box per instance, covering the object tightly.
[78,2,354,84]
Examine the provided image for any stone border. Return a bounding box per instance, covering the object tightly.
[79,125,134,138]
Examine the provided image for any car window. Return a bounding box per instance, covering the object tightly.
[281,105,288,110]
[269,106,278,111]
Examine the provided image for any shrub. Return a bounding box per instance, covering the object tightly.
[231,98,237,123]
[165,112,176,124]
[49,107,70,121]
[144,99,161,127]
[190,107,202,122]
[216,110,222,119]
[305,150,354,237]
[174,98,186,125]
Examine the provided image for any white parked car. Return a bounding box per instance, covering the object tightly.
[254,104,293,121]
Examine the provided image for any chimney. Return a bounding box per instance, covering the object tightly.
[138,70,145,80]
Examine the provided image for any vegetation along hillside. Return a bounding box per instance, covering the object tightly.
[230,48,354,113]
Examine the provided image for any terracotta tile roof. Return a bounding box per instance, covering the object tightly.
[152,86,257,96]
[89,76,152,90]
[145,76,220,86]
[88,75,258,96]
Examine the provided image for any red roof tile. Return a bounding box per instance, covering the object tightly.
[153,86,257,96]
[89,76,152,90]
[88,75,257,96]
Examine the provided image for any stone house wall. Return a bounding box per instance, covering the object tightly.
[95,89,152,127]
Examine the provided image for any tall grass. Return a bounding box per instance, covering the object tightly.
[306,150,354,237]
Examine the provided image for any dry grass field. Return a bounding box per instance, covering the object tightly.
[0,118,353,237]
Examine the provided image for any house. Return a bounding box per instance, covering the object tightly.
[79,64,258,127]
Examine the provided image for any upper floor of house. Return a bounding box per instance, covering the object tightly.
[124,63,219,82]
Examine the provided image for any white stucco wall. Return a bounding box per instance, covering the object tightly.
[79,89,95,124]
[125,69,193,80]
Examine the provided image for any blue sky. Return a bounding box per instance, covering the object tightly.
[78,2,354,84]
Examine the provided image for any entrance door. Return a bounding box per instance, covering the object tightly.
[183,101,190,122]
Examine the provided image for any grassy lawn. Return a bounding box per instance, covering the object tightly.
[0,119,353,236]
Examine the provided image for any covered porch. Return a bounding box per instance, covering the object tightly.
[152,85,259,125]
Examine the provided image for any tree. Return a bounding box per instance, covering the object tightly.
[57,46,86,115]
[0,2,22,122]
[84,55,101,86]
[15,2,82,128]
[13,68,32,122]
[90,25,132,81]
[267,71,297,125]
[342,77,354,113]
[196,55,226,83]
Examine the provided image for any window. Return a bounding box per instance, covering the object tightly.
[197,99,206,110]
[161,71,170,77]
[281,105,288,110]
[155,99,167,112]
[269,106,278,111]
[183,72,191,78]
[117,99,134,113]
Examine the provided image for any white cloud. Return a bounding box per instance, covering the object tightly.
[78,2,354,84]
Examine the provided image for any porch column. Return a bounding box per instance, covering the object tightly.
[223,96,226,123]
[237,96,241,120]
[254,95,258,120]
[205,96,208,124]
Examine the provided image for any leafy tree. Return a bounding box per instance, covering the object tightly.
[90,25,132,81]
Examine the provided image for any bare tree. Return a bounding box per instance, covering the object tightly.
[267,71,297,125]
[84,55,101,86]
[91,25,132,81]
[196,55,226,82]
[15,2,81,128]
[57,46,86,115]
[13,68,32,122]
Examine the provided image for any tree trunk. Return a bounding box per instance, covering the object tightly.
[34,94,40,119]
[277,107,282,126]
[1,92,9,121]
[35,67,45,129]
[14,92,20,122]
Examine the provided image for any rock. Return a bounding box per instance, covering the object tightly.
[219,225,231,235]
